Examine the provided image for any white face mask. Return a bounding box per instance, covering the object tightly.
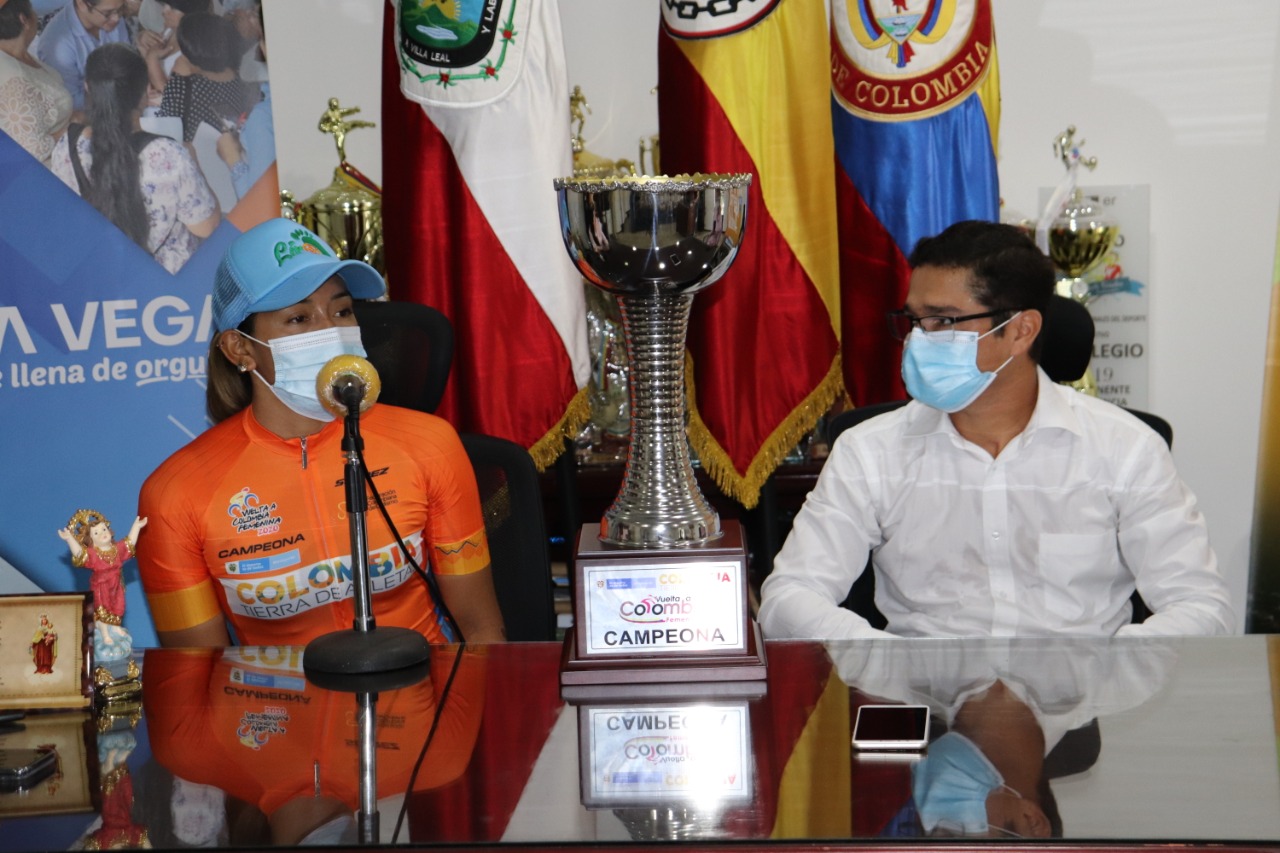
[242,326,366,422]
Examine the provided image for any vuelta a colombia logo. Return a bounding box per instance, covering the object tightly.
[237,706,289,750]
[620,595,693,624]
[227,486,283,537]
[832,0,994,121]
[624,735,691,764]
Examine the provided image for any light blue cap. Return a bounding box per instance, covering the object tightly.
[212,218,385,332]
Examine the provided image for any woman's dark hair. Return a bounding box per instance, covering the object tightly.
[177,11,239,74]
[206,317,255,422]
[0,0,34,42]
[83,43,151,250]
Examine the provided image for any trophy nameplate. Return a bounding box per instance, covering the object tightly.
[577,701,753,809]
[562,520,766,687]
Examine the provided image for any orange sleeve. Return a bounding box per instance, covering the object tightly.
[404,411,490,576]
[136,456,224,633]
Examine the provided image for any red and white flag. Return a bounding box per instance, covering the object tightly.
[382,0,588,467]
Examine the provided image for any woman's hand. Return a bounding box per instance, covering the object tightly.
[216,131,244,167]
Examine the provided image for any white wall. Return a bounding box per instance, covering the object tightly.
[266,0,1280,631]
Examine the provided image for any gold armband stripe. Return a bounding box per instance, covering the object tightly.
[147,582,222,632]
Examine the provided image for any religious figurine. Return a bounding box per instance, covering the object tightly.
[83,728,149,850]
[58,509,147,663]
[318,97,375,165]
[30,612,57,674]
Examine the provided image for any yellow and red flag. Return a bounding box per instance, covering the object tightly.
[658,0,843,509]
[1249,216,1280,632]
[381,0,589,467]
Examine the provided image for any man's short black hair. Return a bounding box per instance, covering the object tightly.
[909,220,1055,318]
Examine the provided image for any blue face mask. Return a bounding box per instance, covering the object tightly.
[243,326,366,422]
[912,732,1015,835]
[901,312,1020,413]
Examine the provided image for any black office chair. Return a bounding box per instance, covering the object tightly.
[825,294,1163,625]
[355,299,454,414]
[461,433,557,642]
[1039,296,1173,448]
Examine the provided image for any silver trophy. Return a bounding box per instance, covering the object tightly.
[555,174,751,548]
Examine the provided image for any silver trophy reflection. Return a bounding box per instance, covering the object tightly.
[554,174,750,548]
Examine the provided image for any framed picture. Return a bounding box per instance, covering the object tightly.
[0,593,93,710]
[0,710,98,817]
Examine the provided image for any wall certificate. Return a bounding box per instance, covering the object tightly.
[0,593,92,710]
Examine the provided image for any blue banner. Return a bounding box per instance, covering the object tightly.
[0,133,247,646]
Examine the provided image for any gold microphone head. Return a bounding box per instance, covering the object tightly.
[316,354,381,417]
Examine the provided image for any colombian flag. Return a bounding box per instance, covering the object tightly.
[381,0,589,467]
[658,0,843,509]
[832,0,1001,405]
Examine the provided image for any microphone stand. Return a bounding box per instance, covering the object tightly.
[304,381,431,680]
[356,688,379,843]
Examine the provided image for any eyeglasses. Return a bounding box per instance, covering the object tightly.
[886,308,1019,343]
[82,0,125,20]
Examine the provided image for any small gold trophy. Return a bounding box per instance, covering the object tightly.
[1047,127,1119,304]
[289,98,385,276]
[570,86,639,458]
[1044,127,1118,396]
[571,86,637,180]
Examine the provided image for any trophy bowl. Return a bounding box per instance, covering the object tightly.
[556,174,748,295]
[1049,192,1118,301]
[555,174,751,548]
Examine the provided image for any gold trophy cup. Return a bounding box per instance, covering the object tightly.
[1046,126,1118,303]
[1049,190,1118,304]
[290,98,385,275]
[1045,128,1117,397]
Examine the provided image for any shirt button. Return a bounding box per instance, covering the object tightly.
[991,531,1001,539]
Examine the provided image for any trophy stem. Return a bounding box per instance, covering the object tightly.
[603,292,721,547]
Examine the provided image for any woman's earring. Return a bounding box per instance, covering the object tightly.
[238,363,249,373]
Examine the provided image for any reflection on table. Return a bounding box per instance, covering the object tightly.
[1,637,1279,850]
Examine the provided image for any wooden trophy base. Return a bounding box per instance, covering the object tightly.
[560,519,767,693]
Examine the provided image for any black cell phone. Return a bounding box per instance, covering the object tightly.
[851,704,930,751]
[0,748,58,792]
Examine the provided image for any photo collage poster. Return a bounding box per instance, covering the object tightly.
[0,0,278,645]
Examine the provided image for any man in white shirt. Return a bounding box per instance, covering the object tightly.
[758,221,1233,639]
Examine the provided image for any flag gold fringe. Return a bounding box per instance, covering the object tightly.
[528,385,591,472]
[687,355,845,510]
